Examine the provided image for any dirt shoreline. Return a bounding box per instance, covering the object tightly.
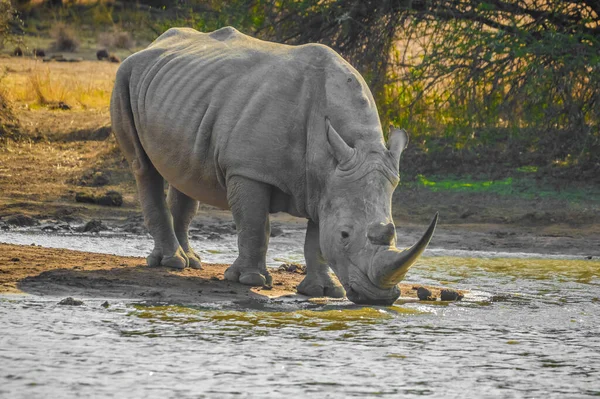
[0,243,463,304]
[1,205,598,259]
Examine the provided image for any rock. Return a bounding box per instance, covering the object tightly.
[278,263,306,274]
[101,301,110,308]
[440,289,464,301]
[207,232,222,240]
[5,214,39,227]
[75,192,96,204]
[82,219,107,233]
[416,286,436,301]
[48,101,71,110]
[96,49,109,60]
[212,223,236,235]
[96,191,123,207]
[40,224,58,231]
[270,226,284,237]
[79,171,110,187]
[58,297,84,306]
[75,191,123,207]
[10,257,20,262]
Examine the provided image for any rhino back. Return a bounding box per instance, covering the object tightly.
[120,27,382,217]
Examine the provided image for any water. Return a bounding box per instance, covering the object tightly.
[1,232,600,397]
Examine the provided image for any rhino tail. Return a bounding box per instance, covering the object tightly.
[110,62,153,176]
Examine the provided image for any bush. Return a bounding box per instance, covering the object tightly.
[98,29,134,50]
[50,22,79,52]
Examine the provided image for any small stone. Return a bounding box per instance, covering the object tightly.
[440,289,464,301]
[5,214,39,227]
[75,192,96,204]
[417,287,436,301]
[278,263,306,274]
[270,226,284,237]
[58,297,84,306]
[210,276,220,281]
[207,232,222,240]
[82,219,107,233]
[96,191,123,207]
[10,257,20,262]
[101,301,109,308]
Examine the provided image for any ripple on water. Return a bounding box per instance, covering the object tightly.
[1,253,600,397]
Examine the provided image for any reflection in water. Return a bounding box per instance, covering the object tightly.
[2,255,600,397]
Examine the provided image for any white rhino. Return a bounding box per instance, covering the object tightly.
[110,26,437,305]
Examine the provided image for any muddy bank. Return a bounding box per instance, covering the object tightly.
[1,207,598,259]
[0,244,460,304]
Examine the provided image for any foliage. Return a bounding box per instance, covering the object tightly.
[394,0,600,180]
[8,0,600,179]
[147,0,599,179]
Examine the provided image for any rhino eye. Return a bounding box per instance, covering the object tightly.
[341,231,350,239]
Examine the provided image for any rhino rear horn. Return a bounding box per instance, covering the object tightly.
[388,126,409,164]
[326,117,355,164]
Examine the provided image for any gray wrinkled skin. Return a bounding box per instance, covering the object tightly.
[111,26,433,305]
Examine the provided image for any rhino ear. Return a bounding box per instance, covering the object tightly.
[326,117,355,164]
[388,126,409,163]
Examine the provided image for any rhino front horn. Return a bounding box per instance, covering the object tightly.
[368,212,439,289]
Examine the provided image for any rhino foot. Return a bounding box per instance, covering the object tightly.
[224,265,272,287]
[185,250,202,269]
[297,275,345,298]
[146,247,188,270]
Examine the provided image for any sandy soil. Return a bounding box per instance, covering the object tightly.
[0,243,459,304]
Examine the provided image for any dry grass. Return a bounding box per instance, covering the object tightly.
[0,57,118,109]
[0,57,135,216]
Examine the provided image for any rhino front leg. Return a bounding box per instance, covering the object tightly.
[224,175,272,286]
[167,186,202,269]
[297,220,345,298]
[133,160,188,269]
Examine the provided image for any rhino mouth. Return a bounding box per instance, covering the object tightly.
[343,259,401,306]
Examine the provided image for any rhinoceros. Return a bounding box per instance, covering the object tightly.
[110,26,438,305]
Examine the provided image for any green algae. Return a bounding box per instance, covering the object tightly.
[127,304,424,331]
[411,174,600,202]
[416,256,600,284]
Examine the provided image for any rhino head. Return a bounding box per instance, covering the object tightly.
[318,119,438,305]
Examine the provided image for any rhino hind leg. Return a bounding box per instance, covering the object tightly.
[167,186,202,269]
[224,176,272,287]
[133,159,189,270]
[297,220,345,298]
